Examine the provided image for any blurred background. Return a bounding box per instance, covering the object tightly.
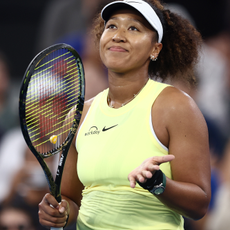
[0,0,227,79]
[0,0,230,230]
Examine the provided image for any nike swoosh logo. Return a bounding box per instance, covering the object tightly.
[102,124,118,132]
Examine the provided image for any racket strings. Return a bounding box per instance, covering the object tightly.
[26,71,76,126]
[33,115,76,151]
[26,60,79,108]
[25,48,82,156]
[27,84,79,135]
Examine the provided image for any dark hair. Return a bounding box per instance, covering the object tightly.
[92,0,202,86]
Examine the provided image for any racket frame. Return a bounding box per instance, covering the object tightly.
[19,43,85,202]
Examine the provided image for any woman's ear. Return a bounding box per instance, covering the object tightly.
[150,43,163,60]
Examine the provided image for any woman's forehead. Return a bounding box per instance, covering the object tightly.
[107,8,155,30]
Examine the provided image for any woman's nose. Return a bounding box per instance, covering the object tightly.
[112,30,127,42]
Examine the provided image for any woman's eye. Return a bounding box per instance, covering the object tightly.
[129,26,138,31]
[107,24,116,29]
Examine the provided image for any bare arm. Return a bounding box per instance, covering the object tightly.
[157,88,211,219]
[128,87,211,220]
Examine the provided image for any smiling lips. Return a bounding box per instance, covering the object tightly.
[109,46,127,52]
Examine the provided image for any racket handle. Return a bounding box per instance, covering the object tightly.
[51,227,63,230]
[49,204,64,230]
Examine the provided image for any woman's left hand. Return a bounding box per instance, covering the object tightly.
[128,155,175,188]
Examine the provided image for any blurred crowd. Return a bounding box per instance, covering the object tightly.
[0,0,230,230]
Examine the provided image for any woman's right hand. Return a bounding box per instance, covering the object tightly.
[38,193,69,229]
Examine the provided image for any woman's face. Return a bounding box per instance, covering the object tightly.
[99,8,160,74]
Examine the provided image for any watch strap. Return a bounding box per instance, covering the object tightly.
[137,170,166,192]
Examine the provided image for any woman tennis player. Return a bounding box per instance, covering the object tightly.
[38,0,211,229]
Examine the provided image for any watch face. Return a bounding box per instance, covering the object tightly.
[153,187,164,195]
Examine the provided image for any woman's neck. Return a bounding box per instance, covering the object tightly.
[107,71,149,108]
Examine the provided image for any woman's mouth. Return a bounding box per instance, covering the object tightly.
[109,46,127,52]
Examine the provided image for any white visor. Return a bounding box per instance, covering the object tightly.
[101,0,163,43]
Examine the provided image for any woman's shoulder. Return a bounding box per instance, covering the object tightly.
[82,89,105,114]
[157,85,198,112]
[152,85,207,148]
[81,97,94,120]
[153,85,205,128]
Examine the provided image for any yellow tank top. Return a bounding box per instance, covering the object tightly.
[76,79,184,230]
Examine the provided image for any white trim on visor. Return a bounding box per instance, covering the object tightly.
[101,0,163,43]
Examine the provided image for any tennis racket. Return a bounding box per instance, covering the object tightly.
[19,43,85,230]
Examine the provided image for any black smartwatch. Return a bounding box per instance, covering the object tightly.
[137,170,166,195]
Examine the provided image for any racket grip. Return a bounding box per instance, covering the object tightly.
[51,227,63,230]
[49,203,64,230]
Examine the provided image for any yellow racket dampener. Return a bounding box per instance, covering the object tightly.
[50,135,57,144]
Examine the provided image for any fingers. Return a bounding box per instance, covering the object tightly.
[38,193,69,228]
[128,155,175,188]
[146,164,160,172]
[58,199,70,216]
[129,177,136,188]
[128,170,154,188]
[152,154,175,165]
